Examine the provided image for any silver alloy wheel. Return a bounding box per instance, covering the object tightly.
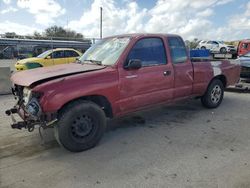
[211,85,222,104]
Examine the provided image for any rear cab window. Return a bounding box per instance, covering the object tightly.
[126,37,167,67]
[168,36,188,64]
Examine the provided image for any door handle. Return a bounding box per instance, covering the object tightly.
[163,70,171,76]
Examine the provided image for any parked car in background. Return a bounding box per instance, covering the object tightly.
[237,39,250,56]
[197,40,237,54]
[6,33,241,152]
[15,48,82,71]
[239,51,250,79]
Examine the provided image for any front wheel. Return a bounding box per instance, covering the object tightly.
[201,79,224,108]
[54,100,106,152]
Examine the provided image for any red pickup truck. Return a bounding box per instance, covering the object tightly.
[6,34,240,152]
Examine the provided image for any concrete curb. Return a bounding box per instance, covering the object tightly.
[0,67,12,95]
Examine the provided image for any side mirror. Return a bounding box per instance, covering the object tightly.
[46,55,51,59]
[125,59,142,70]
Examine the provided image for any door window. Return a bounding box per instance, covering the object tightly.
[168,37,187,64]
[127,38,167,67]
[52,50,64,58]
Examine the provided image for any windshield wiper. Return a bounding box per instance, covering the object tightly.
[83,59,102,65]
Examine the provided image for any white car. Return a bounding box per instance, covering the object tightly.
[197,40,236,54]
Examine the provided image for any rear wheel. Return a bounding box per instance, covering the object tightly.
[201,79,224,108]
[54,100,106,152]
[201,46,206,50]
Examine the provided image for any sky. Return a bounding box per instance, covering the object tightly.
[0,0,249,41]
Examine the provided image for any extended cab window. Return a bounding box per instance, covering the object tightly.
[127,38,167,67]
[168,37,187,64]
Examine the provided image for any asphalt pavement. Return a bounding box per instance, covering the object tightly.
[1,92,250,188]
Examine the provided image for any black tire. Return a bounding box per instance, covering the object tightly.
[54,100,106,152]
[220,47,227,54]
[201,79,224,108]
[201,46,206,50]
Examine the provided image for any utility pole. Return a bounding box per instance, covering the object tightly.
[100,7,103,39]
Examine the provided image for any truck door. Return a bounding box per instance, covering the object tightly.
[119,37,174,113]
[167,36,193,99]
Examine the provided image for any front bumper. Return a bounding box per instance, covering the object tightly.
[6,85,58,131]
[5,105,40,131]
[5,100,57,131]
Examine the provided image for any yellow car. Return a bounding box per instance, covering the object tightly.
[15,48,82,71]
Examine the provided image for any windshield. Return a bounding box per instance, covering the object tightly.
[37,50,52,58]
[218,41,225,44]
[79,37,130,66]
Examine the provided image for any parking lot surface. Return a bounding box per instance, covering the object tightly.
[0,60,16,71]
[0,92,250,188]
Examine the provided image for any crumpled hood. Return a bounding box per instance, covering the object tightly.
[11,63,106,87]
[17,57,42,65]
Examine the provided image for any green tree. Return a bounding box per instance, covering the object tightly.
[33,31,42,39]
[185,38,199,49]
[44,25,83,39]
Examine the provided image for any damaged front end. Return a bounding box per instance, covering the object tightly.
[5,85,57,132]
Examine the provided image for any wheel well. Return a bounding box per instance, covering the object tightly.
[213,75,227,87]
[59,95,113,118]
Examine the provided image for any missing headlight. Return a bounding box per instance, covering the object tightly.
[25,98,42,118]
